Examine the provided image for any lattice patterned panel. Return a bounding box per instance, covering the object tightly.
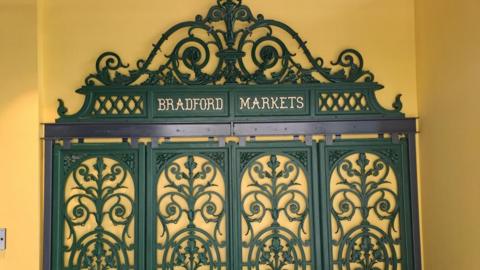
[328,152,402,270]
[318,92,370,113]
[155,154,227,270]
[92,95,144,116]
[63,156,136,269]
[239,153,312,270]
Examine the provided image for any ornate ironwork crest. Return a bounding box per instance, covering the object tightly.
[83,0,378,86]
[56,0,404,122]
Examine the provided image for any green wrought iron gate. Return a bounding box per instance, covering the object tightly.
[147,143,231,270]
[43,1,421,269]
[50,139,414,270]
[52,144,146,270]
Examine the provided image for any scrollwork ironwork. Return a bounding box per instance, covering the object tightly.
[83,0,376,86]
[63,156,136,269]
[56,0,405,122]
[200,152,226,171]
[285,151,308,168]
[240,152,263,171]
[329,152,401,270]
[156,155,226,269]
[63,153,88,174]
[240,154,310,270]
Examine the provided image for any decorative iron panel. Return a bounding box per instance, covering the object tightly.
[50,139,417,270]
[320,139,414,270]
[56,0,404,123]
[52,143,145,270]
[91,94,145,117]
[147,144,230,270]
[233,143,316,270]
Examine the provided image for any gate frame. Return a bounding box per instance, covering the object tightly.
[42,0,422,269]
[43,118,421,270]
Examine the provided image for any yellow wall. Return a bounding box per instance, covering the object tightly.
[415,0,480,268]
[41,0,417,121]
[1,0,420,269]
[0,0,41,269]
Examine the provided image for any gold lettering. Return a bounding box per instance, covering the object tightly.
[157,98,166,111]
[216,98,224,111]
[193,98,200,110]
[270,97,279,109]
[288,96,296,109]
[199,98,207,111]
[297,96,305,109]
[240,97,251,110]
[252,97,261,109]
[166,99,175,111]
[185,98,193,110]
[280,97,288,109]
[261,97,270,110]
[176,99,184,110]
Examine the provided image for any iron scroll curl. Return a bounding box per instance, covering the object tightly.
[82,1,375,86]
[57,0,404,122]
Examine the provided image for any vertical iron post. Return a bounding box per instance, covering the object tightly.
[43,139,54,270]
[408,132,422,270]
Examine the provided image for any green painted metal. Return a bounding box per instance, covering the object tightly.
[52,143,145,270]
[147,143,231,270]
[56,0,404,123]
[51,138,415,269]
[49,3,414,266]
[319,139,414,270]
[233,142,315,270]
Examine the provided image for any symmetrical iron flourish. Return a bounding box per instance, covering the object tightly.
[154,153,227,269]
[327,150,403,270]
[240,153,311,269]
[51,140,419,270]
[46,1,420,269]
[83,0,373,86]
[62,156,136,269]
[56,0,404,122]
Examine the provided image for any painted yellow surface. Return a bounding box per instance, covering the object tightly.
[41,0,417,121]
[330,152,402,269]
[63,157,136,266]
[415,0,480,268]
[3,0,417,269]
[0,0,41,269]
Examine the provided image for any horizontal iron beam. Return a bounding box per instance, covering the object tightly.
[44,123,232,139]
[43,118,416,139]
[234,118,416,136]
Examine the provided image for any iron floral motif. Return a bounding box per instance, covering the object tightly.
[63,153,88,174]
[155,152,179,174]
[83,0,374,86]
[330,152,401,270]
[328,149,351,168]
[241,154,310,270]
[200,151,226,171]
[56,0,405,121]
[157,155,225,269]
[285,151,309,169]
[64,157,135,269]
[240,151,263,171]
